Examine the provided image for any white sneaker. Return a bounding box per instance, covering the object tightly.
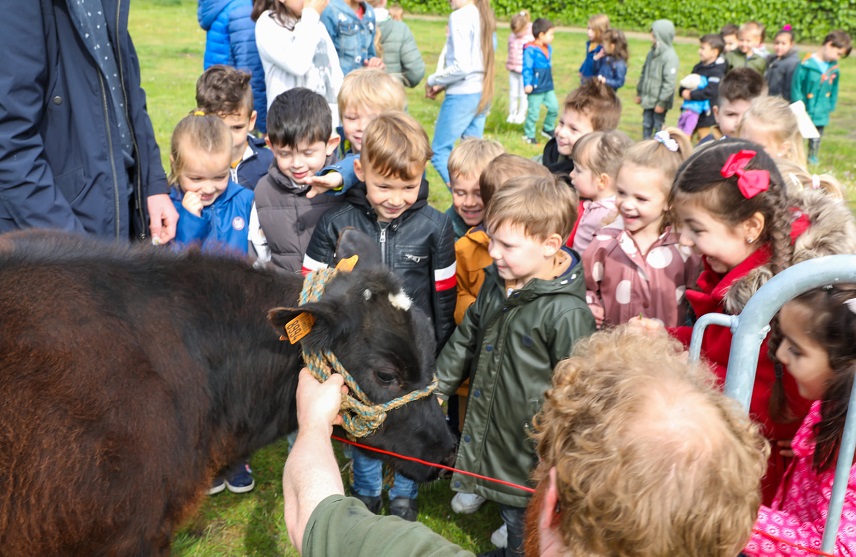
[450,492,486,514]
[506,114,516,123]
[490,523,508,548]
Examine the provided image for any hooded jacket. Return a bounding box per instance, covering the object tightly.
[436,248,596,508]
[792,54,841,127]
[766,47,800,101]
[453,225,491,324]
[374,9,425,88]
[636,19,679,110]
[522,42,554,92]
[303,178,457,349]
[197,0,268,132]
[170,180,254,255]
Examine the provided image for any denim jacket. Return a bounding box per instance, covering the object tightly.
[321,0,377,75]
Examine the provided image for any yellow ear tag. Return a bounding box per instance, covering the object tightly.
[335,255,359,272]
[284,312,315,344]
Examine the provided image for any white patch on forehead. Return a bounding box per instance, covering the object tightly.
[363,289,372,301]
[388,291,412,311]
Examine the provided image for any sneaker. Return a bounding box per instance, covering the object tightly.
[353,493,383,514]
[506,114,516,123]
[490,523,508,548]
[522,136,539,145]
[207,477,226,495]
[540,128,555,140]
[389,497,419,521]
[451,492,486,514]
[225,463,255,494]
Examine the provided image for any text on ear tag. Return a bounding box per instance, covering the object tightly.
[285,312,315,344]
[335,255,359,272]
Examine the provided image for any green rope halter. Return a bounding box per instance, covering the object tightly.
[299,267,438,439]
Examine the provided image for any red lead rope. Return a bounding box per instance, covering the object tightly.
[333,436,841,556]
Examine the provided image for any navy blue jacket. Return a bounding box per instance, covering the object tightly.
[235,136,274,191]
[523,42,554,93]
[198,0,268,132]
[0,0,168,241]
[598,56,627,90]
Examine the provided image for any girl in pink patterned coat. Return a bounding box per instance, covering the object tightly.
[743,284,856,556]
[584,129,700,327]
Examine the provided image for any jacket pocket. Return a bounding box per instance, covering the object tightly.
[54,167,87,204]
[394,245,429,268]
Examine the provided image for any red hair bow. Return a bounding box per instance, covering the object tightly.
[720,150,770,199]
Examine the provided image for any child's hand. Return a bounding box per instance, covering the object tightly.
[365,57,385,69]
[303,172,343,199]
[305,0,328,15]
[681,89,692,100]
[654,106,665,114]
[588,304,605,327]
[627,316,666,335]
[593,50,605,60]
[634,96,642,104]
[181,191,203,217]
[524,85,533,94]
[777,439,794,459]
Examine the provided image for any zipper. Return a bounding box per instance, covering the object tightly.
[97,70,121,240]
[379,224,387,265]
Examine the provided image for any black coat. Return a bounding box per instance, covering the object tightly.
[766,49,801,101]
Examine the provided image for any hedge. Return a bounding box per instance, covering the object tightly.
[399,0,856,43]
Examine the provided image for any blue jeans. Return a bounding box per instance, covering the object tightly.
[431,92,487,186]
[351,448,418,500]
[499,504,526,556]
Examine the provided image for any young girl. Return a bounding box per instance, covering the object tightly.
[742,285,856,555]
[766,26,800,101]
[738,96,807,167]
[569,130,633,254]
[579,13,609,84]
[505,10,533,124]
[584,129,699,328]
[425,0,495,186]
[651,139,856,504]
[596,28,628,91]
[253,0,344,125]
[777,158,845,199]
[368,0,425,88]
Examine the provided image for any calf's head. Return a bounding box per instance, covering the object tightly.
[269,269,456,482]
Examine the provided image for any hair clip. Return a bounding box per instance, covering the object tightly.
[788,172,802,191]
[845,299,856,315]
[720,150,770,199]
[654,130,679,152]
[783,24,792,31]
[193,110,206,116]
[811,174,821,189]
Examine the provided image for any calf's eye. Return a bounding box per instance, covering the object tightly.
[376,370,397,384]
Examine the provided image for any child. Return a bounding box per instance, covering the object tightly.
[721,23,739,54]
[742,285,856,555]
[569,130,633,254]
[765,26,800,101]
[253,0,343,125]
[738,96,806,167]
[195,65,274,191]
[445,138,505,241]
[579,13,609,84]
[368,0,425,87]
[792,30,852,164]
[388,3,403,21]
[584,129,698,328]
[647,139,856,504]
[197,0,268,132]
[635,19,679,139]
[336,67,407,158]
[522,18,557,145]
[303,111,456,521]
[698,67,767,144]
[506,10,534,124]
[437,175,596,556]
[777,158,845,199]
[321,0,384,76]
[725,21,767,74]
[677,34,726,139]
[426,0,496,187]
[596,28,628,91]
[249,88,344,273]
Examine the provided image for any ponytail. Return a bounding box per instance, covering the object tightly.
[474,0,495,115]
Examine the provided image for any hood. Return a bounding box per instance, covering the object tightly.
[374,7,390,22]
[198,0,231,30]
[652,19,675,52]
[722,189,856,314]
[345,174,430,219]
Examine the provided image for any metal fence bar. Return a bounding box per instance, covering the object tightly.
[688,313,735,363]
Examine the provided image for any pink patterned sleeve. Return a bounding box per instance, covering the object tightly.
[744,506,856,556]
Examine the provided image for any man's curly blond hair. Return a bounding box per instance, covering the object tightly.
[531,326,769,557]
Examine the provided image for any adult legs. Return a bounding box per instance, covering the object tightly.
[431,92,483,186]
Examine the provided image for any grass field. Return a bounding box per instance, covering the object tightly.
[130,1,856,554]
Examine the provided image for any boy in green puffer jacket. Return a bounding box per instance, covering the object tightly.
[792,30,852,164]
[635,19,679,139]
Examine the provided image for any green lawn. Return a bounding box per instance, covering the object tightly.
[130,1,856,554]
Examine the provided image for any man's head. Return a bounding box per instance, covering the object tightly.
[720,23,739,53]
[699,33,724,65]
[448,139,505,227]
[554,81,621,156]
[821,30,853,62]
[266,88,339,185]
[738,21,765,54]
[195,65,257,162]
[478,154,553,211]
[532,18,555,45]
[714,68,767,137]
[355,111,431,222]
[526,326,769,557]
[338,68,408,154]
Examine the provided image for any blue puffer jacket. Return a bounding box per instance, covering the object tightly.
[170,181,254,255]
[321,0,378,75]
[198,0,268,132]
[522,42,554,93]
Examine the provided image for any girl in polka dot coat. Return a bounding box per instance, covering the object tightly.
[584,129,699,328]
[743,285,856,556]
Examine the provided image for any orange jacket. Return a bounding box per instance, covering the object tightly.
[454,226,492,324]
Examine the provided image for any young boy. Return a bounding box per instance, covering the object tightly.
[792,29,851,164]
[678,34,727,139]
[195,65,274,191]
[766,27,800,101]
[522,18,557,145]
[303,111,456,521]
[720,23,739,54]
[437,175,596,556]
[445,138,504,241]
[635,19,679,139]
[698,67,767,144]
[725,21,767,74]
[336,67,407,158]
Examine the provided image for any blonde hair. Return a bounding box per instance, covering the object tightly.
[572,130,633,180]
[532,326,768,557]
[479,154,553,208]
[388,3,403,21]
[485,175,577,241]
[738,96,806,167]
[168,111,232,186]
[510,10,530,35]
[621,128,692,196]
[338,68,407,116]
[447,138,505,182]
[587,13,610,43]
[361,111,432,181]
[776,158,845,199]
[740,20,766,42]
[474,0,496,115]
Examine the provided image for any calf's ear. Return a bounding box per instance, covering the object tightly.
[267,301,357,349]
